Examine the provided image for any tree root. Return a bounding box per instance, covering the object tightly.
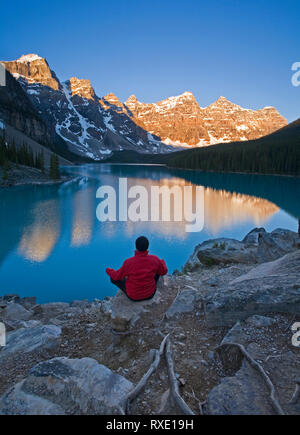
[111,328,131,336]
[124,334,169,414]
[165,339,195,415]
[289,379,300,405]
[216,342,285,415]
[123,334,195,415]
[186,390,205,415]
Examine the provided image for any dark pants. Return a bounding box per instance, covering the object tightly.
[110,274,160,302]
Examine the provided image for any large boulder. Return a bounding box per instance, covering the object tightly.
[184,228,299,271]
[0,357,133,415]
[109,290,162,332]
[0,325,61,361]
[206,343,275,415]
[217,316,276,372]
[242,227,266,245]
[37,302,70,319]
[185,238,258,270]
[206,250,300,326]
[1,303,32,322]
[257,228,299,263]
[166,288,202,319]
[206,315,300,415]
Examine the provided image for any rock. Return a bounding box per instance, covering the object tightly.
[166,289,201,318]
[39,303,70,320]
[0,357,133,415]
[1,303,32,322]
[0,325,61,360]
[19,320,42,328]
[242,228,266,245]
[71,300,90,309]
[206,343,300,415]
[206,250,300,326]
[101,298,112,316]
[245,315,276,328]
[218,322,249,372]
[110,290,161,332]
[206,345,275,415]
[257,228,299,262]
[6,319,42,331]
[184,228,299,271]
[0,383,65,415]
[186,238,258,269]
[1,294,20,303]
[18,297,37,310]
[221,322,246,346]
[207,351,215,362]
[203,276,219,287]
[218,316,275,373]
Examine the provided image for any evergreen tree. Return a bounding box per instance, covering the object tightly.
[54,155,60,179]
[49,154,60,180]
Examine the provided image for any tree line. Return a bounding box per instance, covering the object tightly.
[0,133,60,180]
[168,129,300,176]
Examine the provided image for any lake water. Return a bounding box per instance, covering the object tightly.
[0,164,299,303]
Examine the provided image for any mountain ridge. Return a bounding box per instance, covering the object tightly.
[2,53,288,160]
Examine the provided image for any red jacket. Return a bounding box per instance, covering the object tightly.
[106,250,168,301]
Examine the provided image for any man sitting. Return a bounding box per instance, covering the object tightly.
[106,236,168,301]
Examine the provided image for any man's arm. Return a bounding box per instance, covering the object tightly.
[106,260,128,281]
[157,259,168,276]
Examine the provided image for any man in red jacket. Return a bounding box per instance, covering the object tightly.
[106,236,168,301]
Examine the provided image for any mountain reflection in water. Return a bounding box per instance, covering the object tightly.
[0,164,298,302]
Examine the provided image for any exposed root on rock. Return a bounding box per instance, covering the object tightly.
[165,339,195,415]
[124,334,169,414]
[216,342,285,415]
[123,334,195,415]
[289,379,300,405]
[111,328,131,336]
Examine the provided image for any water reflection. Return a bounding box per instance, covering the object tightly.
[71,187,95,247]
[2,167,297,262]
[0,164,298,302]
[18,199,61,262]
[204,188,279,234]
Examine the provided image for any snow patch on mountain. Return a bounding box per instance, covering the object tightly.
[17,54,43,63]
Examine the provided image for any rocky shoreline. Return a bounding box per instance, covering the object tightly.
[0,227,299,415]
[0,163,75,188]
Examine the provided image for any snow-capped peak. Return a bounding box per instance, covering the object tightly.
[180,91,194,98]
[17,54,43,63]
[126,94,138,102]
[165,91,195,101]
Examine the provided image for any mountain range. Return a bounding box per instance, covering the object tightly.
[1,54,287,161]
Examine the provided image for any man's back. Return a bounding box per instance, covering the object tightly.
[106,249,168,300]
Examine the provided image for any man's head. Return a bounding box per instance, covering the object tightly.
[135,236,149,252]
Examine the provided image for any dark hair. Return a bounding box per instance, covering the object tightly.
[135,236,149,252]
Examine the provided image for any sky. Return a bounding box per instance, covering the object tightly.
[1,0,299,121]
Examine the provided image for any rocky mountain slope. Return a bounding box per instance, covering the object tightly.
[2,54,287,160]
[126,93,287,147]
[0,69,86,162]
[167,116,300,175]
[2,55,172,160]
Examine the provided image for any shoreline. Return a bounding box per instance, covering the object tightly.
[0,163,80,188]
[0,227,299,415]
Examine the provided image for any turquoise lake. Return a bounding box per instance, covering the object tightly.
[0,164,299,303]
